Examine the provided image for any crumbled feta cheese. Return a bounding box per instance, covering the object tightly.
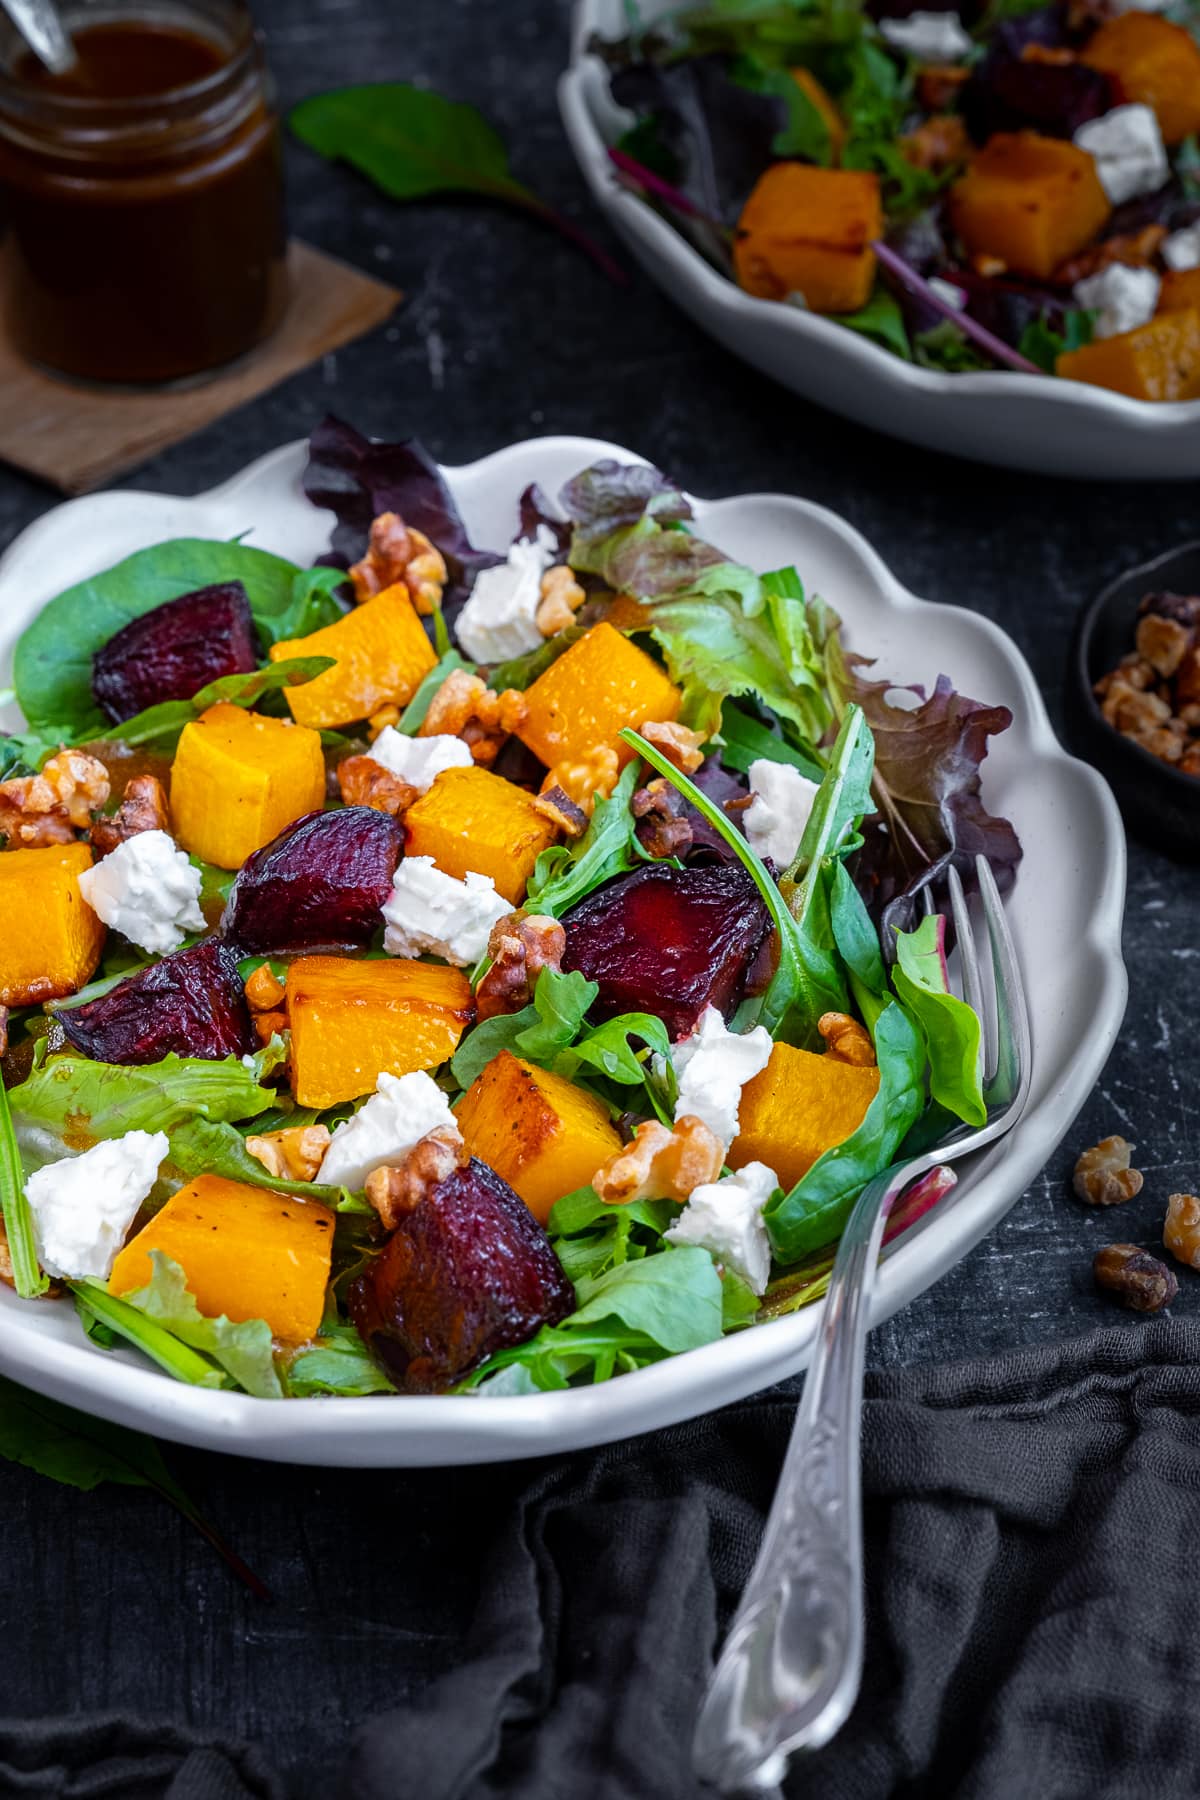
[367,726,473,791]
[77,829,205,955]
[1163,225,1200,273]
[25,1130,168,1279]
[1074,105,1168,207]
[668,1006,773,1147]
[1074,263,1161,339]
[382,855,509,966]
[878,11,972,62]
[454,528,557,664]
[317,1071,457,1191]
[929,276,967,311]
[742,760,821,871]
[664,1161,779,1295]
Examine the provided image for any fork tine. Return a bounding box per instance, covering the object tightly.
[946,863,990,1085]
[975,854,1032,1112]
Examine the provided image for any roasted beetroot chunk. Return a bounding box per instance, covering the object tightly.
[221,807,405,953]
[348,1157,574,1393]
[561,863,771,1041]
[59,936,255,1065]
[961,55,1112,144]
[91,582,261,724]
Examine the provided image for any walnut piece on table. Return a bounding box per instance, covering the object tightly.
[1164,1192,1200,1269]
[1073,1135,1144,1206]
[1093,1243,1178,1313]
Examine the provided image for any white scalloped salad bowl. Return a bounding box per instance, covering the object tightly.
[560,0,1200,481]
[0,435,1125,1466]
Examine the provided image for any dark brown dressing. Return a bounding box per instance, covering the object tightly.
[17,19,226,99]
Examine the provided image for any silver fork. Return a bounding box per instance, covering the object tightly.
[693,853,1032,1795]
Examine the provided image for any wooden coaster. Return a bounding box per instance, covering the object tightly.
[0,241,400,495]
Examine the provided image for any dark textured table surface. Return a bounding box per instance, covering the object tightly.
[0,0,1194,1788]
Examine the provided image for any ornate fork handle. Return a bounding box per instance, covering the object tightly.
[693,1161,911,1794]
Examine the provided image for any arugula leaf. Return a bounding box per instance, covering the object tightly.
[14,539,305,737]
[67,657,334,757]
[731,54,833,161]
[718,699,824,781]
[113,1252,283,1399]
[765,999,925,1261]
[1017,309,1095,374]
[559,1013,671,1086]
[291,85,623,283]
[11,1047,276,1150]
[285,1327,394,1397]
[71,1282,229,1389]
[0,1073,46,1298]
[464,1245,724,1390]
[547,1187,676,1286]
[891,913,985,1126]
[450,967,599,1091]
[646,564,832,743]
[525,760,642,917]
[396,648,475,732]
[164,1114,356,1208]
[913,320,991,374]
[832,285,913,359]
[0,1374,267,1594]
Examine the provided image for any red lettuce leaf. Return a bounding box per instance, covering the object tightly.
[559,459,693,559]
[833,644,1022,937]
[303,415,501,608]
[518,482,571,557]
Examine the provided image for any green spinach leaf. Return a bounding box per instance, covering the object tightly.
[891,913,985,1126]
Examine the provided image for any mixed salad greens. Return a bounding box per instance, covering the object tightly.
[597,0,1200,397]
[0,416,1020,1400]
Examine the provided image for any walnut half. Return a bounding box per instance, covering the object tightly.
[365,1126,468,1232]
[245,1124,331,1184]
[89,775,170,859]
[593,1115,724,1206]
[419,670,528,767]
[818,1012,876,1067]
[0,749,110,848]
[475,911,565,1021]
[350,511,447,615]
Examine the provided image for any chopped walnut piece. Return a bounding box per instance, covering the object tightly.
[1175,646,1200,708]
[632,778,693,860]
[1164,1193,1200,1268]
[244,964,286,1013]
[818,1012,876,1067]
[639,719,706,774]
[0,749,110,848]
[475,911,566,1021]
[245,1124,332,1183]
[1136,727,1185,763]
[419,669,528,767]
[89,775,170,859]
[368,705,401,740]
[593,1115,724,1206]
[538,746,620,822]
[534,785,590,839]
[349,511,447,615]
[337,754,419,818]
[972,253,1007,279]
[1073,1135,1144,1206]
[1135,612,1193,680]
[915,64,969,111]
[1100,683,1171,735]
[365,1126,468,1232]
[254,1009,288,1045]
[1182,745,1200,778]
[1054,224,1167,287]
[900,114,971,172]
[1094,1243,1178,1313]
[536,565,587,638]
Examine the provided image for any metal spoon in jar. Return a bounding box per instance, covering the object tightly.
[1,0,76,76]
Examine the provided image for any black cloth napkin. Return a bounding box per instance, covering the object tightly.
[9,1320,1200,1800]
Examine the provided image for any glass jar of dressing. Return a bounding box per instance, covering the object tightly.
[0,0,288,384]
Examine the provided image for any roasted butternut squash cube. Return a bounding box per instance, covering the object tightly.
[403,765,558,905]
[790,69,846,162]
[1081,14,1200,144]
[110,1174,334,1343]
[730,1040,880,1192]
[170,702,326,871]
[456,1050,624,1224]
[948,133,1110,280]
[287,954,473,1108]
[733,163,881,311]
[1158,269,1200,315]
[516,622,681,771]
[0,843,105,1007]
[1056,308,1200,402]
[269,583,437,730]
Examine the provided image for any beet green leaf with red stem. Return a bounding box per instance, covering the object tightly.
[290,85,626,285]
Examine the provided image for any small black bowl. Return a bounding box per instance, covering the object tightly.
[1068,540,1200,861]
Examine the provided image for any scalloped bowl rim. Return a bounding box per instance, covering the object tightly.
[0,435,1128,1466]
[560,2,1200,438]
